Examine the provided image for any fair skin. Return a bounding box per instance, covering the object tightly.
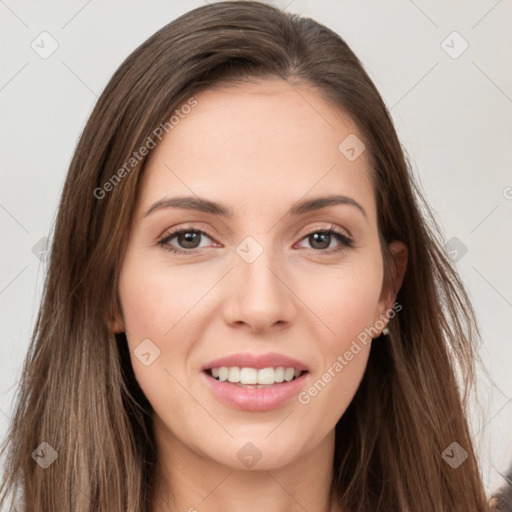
[113,78,407,512]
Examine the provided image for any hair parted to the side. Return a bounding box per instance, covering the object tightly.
[0,2,490,511]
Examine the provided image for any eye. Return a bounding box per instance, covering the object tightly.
[296,225,353,254]
[156,224,354,255]
[156,227,216,254]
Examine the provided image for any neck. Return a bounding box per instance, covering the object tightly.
[149,415,341,512]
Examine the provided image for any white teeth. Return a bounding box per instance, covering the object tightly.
[240,367,258,384]
[228,367,240,383]
[209,366,303,385]
[218,367,229,382]
[257,367,274,385]
[284,368,295,381]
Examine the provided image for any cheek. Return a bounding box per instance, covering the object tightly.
[296,345,369,450]
[117,259,196,399]
[296,284,377,436]
[118,257,203,343]
[293,253,382,419]
[296,252,384,345]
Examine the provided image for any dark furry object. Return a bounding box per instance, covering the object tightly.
[491,464,512,511]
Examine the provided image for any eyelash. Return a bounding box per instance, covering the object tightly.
[156,224,354,256]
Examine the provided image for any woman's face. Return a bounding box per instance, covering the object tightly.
[115,78,405,470]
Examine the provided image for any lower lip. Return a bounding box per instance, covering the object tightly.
[201,371,309,411]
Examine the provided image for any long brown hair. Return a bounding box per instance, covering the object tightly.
[0,2,489,510]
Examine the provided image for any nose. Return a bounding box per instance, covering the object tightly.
[221,245,296,334]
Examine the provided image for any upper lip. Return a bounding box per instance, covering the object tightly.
[202,352,309,372]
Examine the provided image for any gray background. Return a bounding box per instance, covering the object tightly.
[1,0,511,498]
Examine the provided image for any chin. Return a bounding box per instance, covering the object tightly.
[205,437,305,471]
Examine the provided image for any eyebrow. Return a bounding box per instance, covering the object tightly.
[143,194,367,220]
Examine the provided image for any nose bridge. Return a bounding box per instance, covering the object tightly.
[223,233,294,330]
[236,233,285,300]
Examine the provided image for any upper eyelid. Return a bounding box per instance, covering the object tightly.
[160,223,351,237]
[159,223,353,248]
[160,226,215,241]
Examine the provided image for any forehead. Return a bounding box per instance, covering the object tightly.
[138,79,376,222]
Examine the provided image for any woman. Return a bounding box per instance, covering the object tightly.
[0,2,491,511]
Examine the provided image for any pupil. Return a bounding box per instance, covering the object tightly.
[179,231,199,249]
[311,232,329,249]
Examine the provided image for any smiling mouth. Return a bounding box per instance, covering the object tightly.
[204,367,308,388]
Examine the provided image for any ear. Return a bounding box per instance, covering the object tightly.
[108,308,125,334]
[375,240,408,327]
